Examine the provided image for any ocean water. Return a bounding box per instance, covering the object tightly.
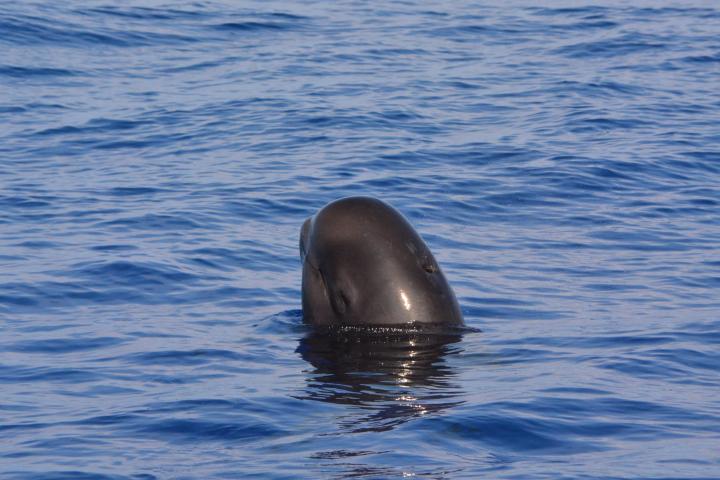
[1,0,719,478]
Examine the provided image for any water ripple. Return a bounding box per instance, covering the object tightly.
[1,1,719,479]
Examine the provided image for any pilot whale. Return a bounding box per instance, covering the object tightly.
[300,196,463,327]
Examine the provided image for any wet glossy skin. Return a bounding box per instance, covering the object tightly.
[300,197,463,327]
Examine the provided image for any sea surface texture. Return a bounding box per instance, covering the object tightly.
[1,1,719,478]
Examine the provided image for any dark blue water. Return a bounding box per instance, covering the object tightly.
[2,1,719,478]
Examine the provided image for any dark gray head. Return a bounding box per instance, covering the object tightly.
[300,196,463,327]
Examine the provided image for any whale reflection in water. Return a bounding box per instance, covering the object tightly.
[296,325,466,433]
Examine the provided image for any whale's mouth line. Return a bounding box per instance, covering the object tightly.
[306,261,331,307]
[310,322,479,336]
[306,259,323,281]
[306,262,351,318]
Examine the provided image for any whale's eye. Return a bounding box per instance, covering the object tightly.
[422,256,438,273]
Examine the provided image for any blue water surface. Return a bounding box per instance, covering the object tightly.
[1,1,719,478]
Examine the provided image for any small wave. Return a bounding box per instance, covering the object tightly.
[97,213,208,231]
[132,417,286,443]
[530,6,610,16]
[126,348,253,366]
[37,117,149,136]
[0,195,54,209]
[0,14,196,48]
[81,6,204,21]
[5,336,126,354]
[211,21,293,32]
[106,187,167,197]
[680,53,720,64]
[421,414,601,453]
[88,244,138,252]
[0,65,79,78]
[4,471,151,480]
[0,365,103,383]
[76,260,196,285]
[553,80,646,98]
[555,33,667,58]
